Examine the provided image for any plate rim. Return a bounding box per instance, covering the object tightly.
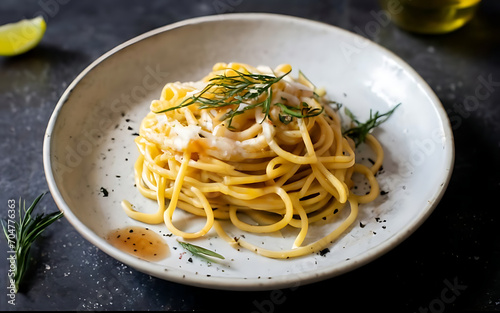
[43,12,455,291]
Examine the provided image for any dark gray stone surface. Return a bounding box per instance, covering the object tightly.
[0,0,499,311]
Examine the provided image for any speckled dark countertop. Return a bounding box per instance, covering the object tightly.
[1,0,499,312]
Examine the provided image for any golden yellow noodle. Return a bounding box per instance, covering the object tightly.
[122,62,384,259]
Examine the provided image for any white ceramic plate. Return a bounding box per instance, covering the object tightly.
[43,13,454,291]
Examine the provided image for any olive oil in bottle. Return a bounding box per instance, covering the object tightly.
[380,0,481,34]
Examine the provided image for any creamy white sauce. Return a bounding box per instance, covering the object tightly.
[170,122,201,151]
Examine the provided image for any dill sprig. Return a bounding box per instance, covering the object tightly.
[343,103,401,146]
[2,192,63,293]
[276,102,324,125]
[177,240,225,261]
[153,68,322,127]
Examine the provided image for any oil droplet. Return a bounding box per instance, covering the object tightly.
[107,227,169,261]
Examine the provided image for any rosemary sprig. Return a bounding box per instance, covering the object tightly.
[343,103,401,146]
[153,68,326,127]
[177,240,225,260]
[2,192,63,293]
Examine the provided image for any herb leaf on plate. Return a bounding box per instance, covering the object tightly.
[177,240,225,260]
[343,103,401,146]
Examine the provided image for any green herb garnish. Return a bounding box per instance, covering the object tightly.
[276,102,324,125]
[343,103,401,146]
[177,240,225,260]
[329,100,342,111]
[153,68,323,128]
[2,192,63,293]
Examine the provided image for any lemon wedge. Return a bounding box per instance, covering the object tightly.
[0,16,46,56]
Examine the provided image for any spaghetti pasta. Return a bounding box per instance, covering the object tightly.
[122,62,385,259]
